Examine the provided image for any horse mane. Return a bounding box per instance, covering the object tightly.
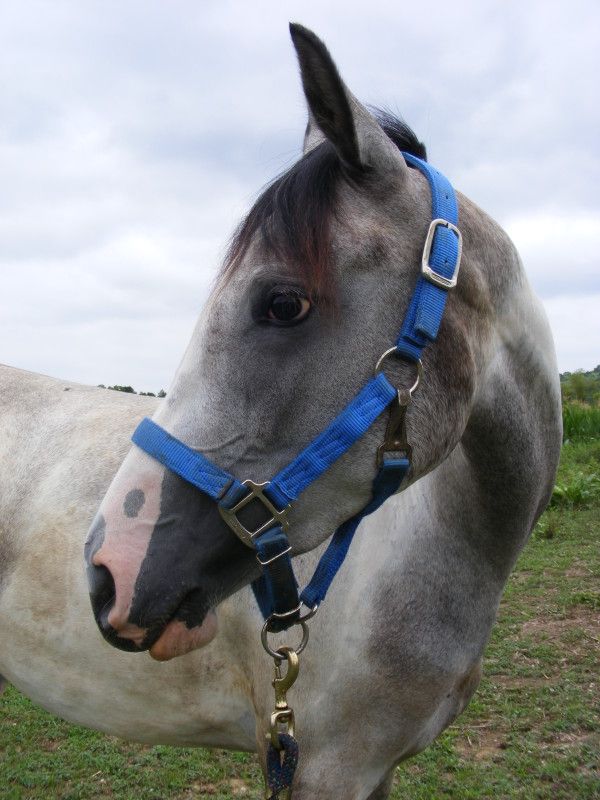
[220,110,426,302]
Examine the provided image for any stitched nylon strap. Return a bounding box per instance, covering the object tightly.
[396,152,460,362]
[267,373,397,507]
[249,455,410,617]
[133,374,397,627]
[134,372,396,513]
[253,527,300,630]
[132,417,244,501]
[299,456,409,607]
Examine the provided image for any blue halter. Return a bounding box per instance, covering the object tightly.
[131,153,461,631]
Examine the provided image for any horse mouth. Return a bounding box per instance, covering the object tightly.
[97,600,219,660]
[91,567,218,660]
[146,611,218,661]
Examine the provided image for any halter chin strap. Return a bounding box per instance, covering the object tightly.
[131,153,461,632]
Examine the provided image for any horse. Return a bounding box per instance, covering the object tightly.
[0,23,561,800]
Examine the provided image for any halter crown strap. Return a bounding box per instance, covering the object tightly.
[130,152,460,629]
[396,153,461,361]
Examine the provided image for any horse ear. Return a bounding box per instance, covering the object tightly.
[290,23,405,173]
[302,112,326,155]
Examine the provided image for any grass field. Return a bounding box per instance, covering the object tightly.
[1,439,599,799]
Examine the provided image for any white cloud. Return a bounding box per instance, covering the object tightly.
[1,0,598,386]
[542,294,600,374]
[505,213,600,299]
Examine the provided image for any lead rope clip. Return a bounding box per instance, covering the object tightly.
[264,646,300,800]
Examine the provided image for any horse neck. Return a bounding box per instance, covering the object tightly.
[437,272,562,579]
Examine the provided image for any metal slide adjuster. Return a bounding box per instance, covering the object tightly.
[421,218,462,289]
[218,479,291,548]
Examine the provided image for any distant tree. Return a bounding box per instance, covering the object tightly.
[139,391,156,397]
[570,371,587,402]
[157,389,166,398]
[97,384,106,388]
[108,385,136,394]
[561,369,600,405]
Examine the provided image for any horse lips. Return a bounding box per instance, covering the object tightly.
[148,610,218,661]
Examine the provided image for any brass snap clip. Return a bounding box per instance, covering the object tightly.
[267,646,300,751]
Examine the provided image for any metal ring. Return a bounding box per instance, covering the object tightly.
[261,619,309,659]
[374,347,423,396]
[298,602,319,623]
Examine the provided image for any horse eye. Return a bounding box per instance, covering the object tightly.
[265,292,311,325]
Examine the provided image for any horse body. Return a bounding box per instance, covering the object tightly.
[0,25,561,800]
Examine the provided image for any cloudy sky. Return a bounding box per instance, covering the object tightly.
[1,1,598,391]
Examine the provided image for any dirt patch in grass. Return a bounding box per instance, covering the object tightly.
[548,731,598,747]
[521,606,600,640]
[180,783,219,797]
[564,563,593,578]
[454,725,509,762]
[493,674,551,689]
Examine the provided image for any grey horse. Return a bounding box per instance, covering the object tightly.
[1,24,561,800]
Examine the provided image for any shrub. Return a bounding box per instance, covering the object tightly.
[550,471,600,508]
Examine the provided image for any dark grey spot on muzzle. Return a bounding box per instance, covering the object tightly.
[123,488,145,518]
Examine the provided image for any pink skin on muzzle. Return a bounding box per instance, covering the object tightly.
[91,452,218,661]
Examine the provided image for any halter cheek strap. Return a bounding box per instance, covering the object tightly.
[131,153,461,632]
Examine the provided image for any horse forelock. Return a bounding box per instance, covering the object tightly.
[219,110,427,304]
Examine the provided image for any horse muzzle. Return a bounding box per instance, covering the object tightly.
[84,470,256,659]
[86,552,219,659]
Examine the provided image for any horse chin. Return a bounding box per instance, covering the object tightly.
[148,610,218,662]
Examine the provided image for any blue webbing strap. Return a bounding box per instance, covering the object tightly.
[299,457,409,608]
[253,527,300,630]
[250,457,409,616]
[132,417,245,501]
[396,152,460,362]
[267,373,397,508]
[133,373,396,511]
[132,374,397,628]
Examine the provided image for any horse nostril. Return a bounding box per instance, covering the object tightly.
[87,561,116,627]
[86,560,143,653]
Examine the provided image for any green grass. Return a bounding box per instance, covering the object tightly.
[562,402,600,441]
[1,440,599,799]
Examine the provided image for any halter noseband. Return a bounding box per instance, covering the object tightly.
[131,152,461,633]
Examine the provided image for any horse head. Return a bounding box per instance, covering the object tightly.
[86,25,522,661]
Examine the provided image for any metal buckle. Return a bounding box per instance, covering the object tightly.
[421,218,462,289]
[218,479,290,548]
